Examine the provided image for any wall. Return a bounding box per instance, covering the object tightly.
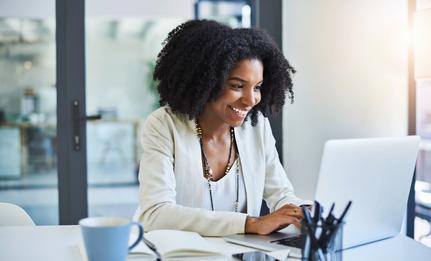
[282,0,409,199]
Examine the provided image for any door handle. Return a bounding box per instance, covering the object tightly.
[72,100,101,151]
[81,115,102,121]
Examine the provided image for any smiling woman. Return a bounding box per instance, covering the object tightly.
[202,58,263,129]
[134,19,312,236]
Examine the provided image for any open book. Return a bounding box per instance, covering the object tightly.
[129,230,225,259]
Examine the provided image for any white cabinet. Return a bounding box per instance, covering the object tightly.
[0,127,21,178]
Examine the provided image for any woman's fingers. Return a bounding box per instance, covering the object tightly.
[272,211,302,229]
[289,217,302,228]
[279,204,304,218]
[250,204,305,235]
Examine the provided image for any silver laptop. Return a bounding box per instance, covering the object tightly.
[224,136,420,257]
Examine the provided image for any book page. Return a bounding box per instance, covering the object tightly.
[145,230,224,258]
[128,234,155,258]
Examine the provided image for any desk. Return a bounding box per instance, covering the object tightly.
[343,236,431,260]
[0,226,431,260]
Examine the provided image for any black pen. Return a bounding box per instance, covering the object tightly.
[324,203,336,229]
[313,201,321,230]
[143,237,162,261]
[336,200,352,225]
[318,204,335,248]
[327,203,335,218]
[323,201,353,248]
[303,207,326,261]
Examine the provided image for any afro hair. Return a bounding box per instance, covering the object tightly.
[153,19,295,126]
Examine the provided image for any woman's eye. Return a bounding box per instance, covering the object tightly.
[254,85,262,91]
[230,83,243,89]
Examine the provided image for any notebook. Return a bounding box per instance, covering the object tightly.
[129,230,225,259]
[79,229,225,260]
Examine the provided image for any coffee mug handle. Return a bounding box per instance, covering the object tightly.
[128,222,144,250]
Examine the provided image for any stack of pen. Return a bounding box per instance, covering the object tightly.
[301,200,352,261]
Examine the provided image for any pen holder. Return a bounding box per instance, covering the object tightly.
[301,223,343,261]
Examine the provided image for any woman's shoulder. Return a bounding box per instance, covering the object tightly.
[146,106,177,121]
[147,106,172,120]
[145,106,192,131]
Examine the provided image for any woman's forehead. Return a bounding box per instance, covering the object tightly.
[227,59,264,81]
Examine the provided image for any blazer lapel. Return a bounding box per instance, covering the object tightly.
[175,118,205,207]
[234,125,258,216]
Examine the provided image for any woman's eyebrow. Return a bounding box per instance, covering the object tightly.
[228,76,263,83]
[227,76,246,82]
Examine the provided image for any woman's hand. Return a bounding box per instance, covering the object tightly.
[245,204,304,235]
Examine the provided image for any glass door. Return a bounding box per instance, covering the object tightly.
[84,0,193,218]
[0,3,59,224]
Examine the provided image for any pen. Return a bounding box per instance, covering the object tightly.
[313,201,321,230]
[302,207,319,249]
[317,203,335,248]
[327,203,335,218]
[323,201,353,249]
[143,237,162,261]
[302,206,313,227]
[336,200,352,225]
[320,203,335,226]
[316,247,326,261]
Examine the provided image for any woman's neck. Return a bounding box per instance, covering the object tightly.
[197,113,231,141]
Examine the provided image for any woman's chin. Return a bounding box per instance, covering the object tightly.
[227,118,246,128]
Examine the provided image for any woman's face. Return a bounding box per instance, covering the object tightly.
[203,58,263,128]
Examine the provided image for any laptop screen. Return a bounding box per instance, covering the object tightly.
[314,136,419,249]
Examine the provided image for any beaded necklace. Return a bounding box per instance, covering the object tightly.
[195,120,240,212]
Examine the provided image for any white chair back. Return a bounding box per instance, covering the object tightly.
[0,203,35,226]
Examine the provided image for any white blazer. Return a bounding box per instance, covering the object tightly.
[134,106,311,236]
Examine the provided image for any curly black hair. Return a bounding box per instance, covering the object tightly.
[154,19,295,126]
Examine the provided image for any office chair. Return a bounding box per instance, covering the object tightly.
[0,202,35,226]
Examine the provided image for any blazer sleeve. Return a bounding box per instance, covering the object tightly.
[262,118,313,212]
[134,112,247,236]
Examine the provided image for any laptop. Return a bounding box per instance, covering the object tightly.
[224,136,420,257]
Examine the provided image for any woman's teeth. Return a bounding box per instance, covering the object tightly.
[230,106,247,117]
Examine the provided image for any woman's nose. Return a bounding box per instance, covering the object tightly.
[241,89,257,106]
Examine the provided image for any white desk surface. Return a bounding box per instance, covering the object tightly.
[0,225,431,260]
[343,235,431,261]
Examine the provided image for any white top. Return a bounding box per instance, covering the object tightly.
[202,159,247,213]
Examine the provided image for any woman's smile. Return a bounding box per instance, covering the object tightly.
[228,105,249,118]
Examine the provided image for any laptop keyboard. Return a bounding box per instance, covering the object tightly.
[270,235,305,248]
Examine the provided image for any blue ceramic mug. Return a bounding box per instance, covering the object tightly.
[79,217,143,261]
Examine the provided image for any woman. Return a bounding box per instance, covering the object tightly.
[134,20,311,236]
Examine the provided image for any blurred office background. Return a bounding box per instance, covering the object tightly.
[0,0,430,248]
[0,0,254,223]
